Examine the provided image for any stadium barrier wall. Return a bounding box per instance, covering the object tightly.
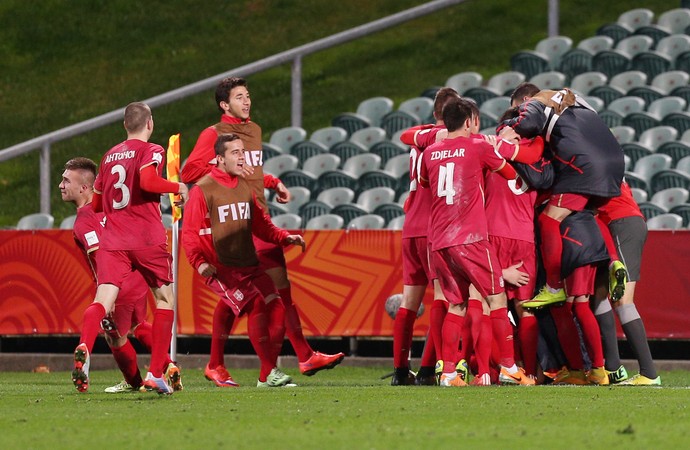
[1,229,689,339]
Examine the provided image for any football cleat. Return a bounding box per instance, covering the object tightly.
[391,368,416,386]
[470,373,492,386]
[607,365,629,384]
[439,373,468,387]
[587,367,610,385]
[142,372,173,395]
[205,364,240,388]
[72,343,90,393]
[263,367,292,387]
[165,362,184,391]
[456,359,469,382]
[299,351,345,376]
[609,260,628,302]
[104,380,135,393]
[498,366,536,386]
[617,374,661,386]
[553,366,588,385]
[522,286,567,310]
[414,366,437,386]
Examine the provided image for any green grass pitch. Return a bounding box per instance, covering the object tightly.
[1,367,689,449]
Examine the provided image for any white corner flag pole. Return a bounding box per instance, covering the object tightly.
[170,219,179,361]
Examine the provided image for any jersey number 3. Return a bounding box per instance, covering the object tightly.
[437,163,456,205]
[111,164,131,209]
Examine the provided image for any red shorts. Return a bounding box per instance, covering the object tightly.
[402,237,431,286]
[564,263,597,297]
[206,265,278,316]
[253,236,287,270]
[489,235,536,301]
[98,244,172,288]
[549,193,589,211]
[431,241,504,305]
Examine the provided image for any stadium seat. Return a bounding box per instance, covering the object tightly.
[622,143,653,167]
[284,186,311,215]
[305,213,344,230]
[299,201,332,225]
[161,214,174,229]
[630,187,648,203]
[657,141,690,166]
[610,125,637,144]
[622,111,660,136]
[583,95,605,112]
[662,112,690,135]
[445,71,483,95]
[529,70,566,91]
[655,34,690,62]
[669,203,690,227]
[349,127,387,150]
[332,203,368,225]
[279,169,318,192]
[577,35,616,55]
[357,170,399,193]
[609,70,648,93]
[398,97,434,124]
[557,49,593,81]
[480,96,511,121]
[346,214,385,230]
[650,187,690,211]
[302,153,341,178]
[383,153,411,179]
[674,50,690,74]
[637,201,667,220]
[261,143,282,160]
[356,187,396,213]
[651,169,690,193]
[624,171,650,195]
[316,186,356,208]
[387,214,405,230]
[331,113,370,136]
[355,97,394,127]
[510,51,549,79]
[370,141,406,166]
[420,86,442,99]
[650,70,690,95]
[289,140,328,163]
[570,71,608,96]
[670,85,690,106]
[632,51,673,80]
[59,214,77,229]
[268,126,307,153]
[373,203,405,225]
[599,109,623,127]
[397,190,410,207]
[463,86,499,106]
[310,126,348,149]
[487,71,527,96]
[263,154,300,178]
[380,110,420,138]
[646,213,684,230]
[317,170,358,193]
[638,126,679,150]
[602,96,645,128]
[617,8,654,31]
[592,51,631,79]
[271,213,302,230]
[655,8,690,34]
[331,141,367,165]
[632,27,669,47]
[342,153,381,179]
[626,85,664,105]
[596,23,632,45]
[675,155,690,175]
[16,213,54,230]
[633,153,673,183]
[535,36,573,69]
[267,202,289,217]
[615,35,655,58]
[588,85,625,108]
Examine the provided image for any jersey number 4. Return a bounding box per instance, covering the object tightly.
[437,163,456,205]
[111,164,131,209]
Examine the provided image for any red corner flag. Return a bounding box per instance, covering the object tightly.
[166,134,182,222]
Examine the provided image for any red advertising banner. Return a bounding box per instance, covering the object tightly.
[0,229,688,338]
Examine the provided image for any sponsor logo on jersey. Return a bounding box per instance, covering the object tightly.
[430,148,465,160]
[217,202,251,222]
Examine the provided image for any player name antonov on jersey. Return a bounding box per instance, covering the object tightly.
[105,150,136,163]
[430,148,465,160]
[217,202,251,222]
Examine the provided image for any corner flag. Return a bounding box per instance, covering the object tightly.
[166,133,182,222]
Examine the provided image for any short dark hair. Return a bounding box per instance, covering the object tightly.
[64,157,97,186]
[215,77,248,112]
[510,82,540,106]
[214,133,242,156]
[442,97,473,132]
[433,87,460,120]
[123,102,151,133]
[463,96,480,120]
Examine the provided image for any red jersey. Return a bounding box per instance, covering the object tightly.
[93,139,167,250]
[403,125,445,239]
[485,172,538,242]
[420,135,509,251]
[596,182,644,225]
[182,167,289,270]
[72,204,149,301]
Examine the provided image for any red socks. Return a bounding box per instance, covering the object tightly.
[476,314,493,376]
[393,307,417,368]
[79,302,106,353]
[279,287,313,362]
[539,213,564,288]
[429,299,448,364]
[209,301,235,368]
[111,340,143,388]
[549,303,584,369]
[441,313,464,373]
[490,307,515,368]
[150,309,174,377]
[266,297,286,362]
[133,321,153,351]
[518,315,539,376]
[247,296,275,381]
[573,301,605,368]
